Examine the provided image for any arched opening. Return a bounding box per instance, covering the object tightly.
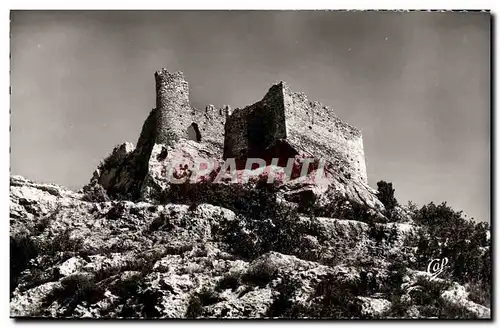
[187,122,202,142]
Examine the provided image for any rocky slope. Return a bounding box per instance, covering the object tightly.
[10,139,491,319]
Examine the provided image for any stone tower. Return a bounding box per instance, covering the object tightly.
[136,69,226,153]
[154,69,191,145]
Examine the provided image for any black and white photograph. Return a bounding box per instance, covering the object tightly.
[9,9,492,319]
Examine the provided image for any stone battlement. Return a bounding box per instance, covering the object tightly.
[137,69,368,183]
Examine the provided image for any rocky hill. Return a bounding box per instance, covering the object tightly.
[10,71,491,319]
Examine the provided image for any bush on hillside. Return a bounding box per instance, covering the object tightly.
[376,180,398,221]
[407,202,491,303]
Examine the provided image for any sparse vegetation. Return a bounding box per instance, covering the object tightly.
[148,213,175,232]
[467,281,491,308]
[214,185,305,260]
[376,180,398,221]
[405,201,491,305]
[41,273,106,317]
[407,277,477,319]
[11,165,491,319]
[41,229,84,256]
[82,182,110,202]
[215,271,241,292]
[185,288,223,318]
[266,276,306,318]
[368,222,386,243]
[10,234,39,296]
[309,275,364,319]
[383,276,473,319]
[313,196,377,224]
[266,268,409,319]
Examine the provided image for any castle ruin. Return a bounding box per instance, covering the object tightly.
[137,69,368,183]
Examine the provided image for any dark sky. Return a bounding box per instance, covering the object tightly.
[10,11,490,222]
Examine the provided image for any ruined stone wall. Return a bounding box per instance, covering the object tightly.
[190,105,227,152]
[224,108,250,159]
[224,86,287,159]
[223,81,368,183]
[281,84,367,183]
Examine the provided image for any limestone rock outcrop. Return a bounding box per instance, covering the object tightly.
[10,176,489,318]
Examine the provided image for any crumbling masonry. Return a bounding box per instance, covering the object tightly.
[136,69,368,183]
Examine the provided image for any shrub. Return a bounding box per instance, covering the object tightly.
[314,196,377,223]
[38,229,84,257]
[386,262,407,288]
[405,201,419,214]
[15,267,62,295]
[376,180,398,220]
[185,295,204,318]
[148,213,175,232]
[100,264,164,318]
[214,187,304,260]
[115,284,162,318]
[467,281,491,308]
[10,234,39,296]
[34,217,51,235]
[368,222,386,243]
[410,277,452,306]
[267,273,367,319]
[185,288,223,318]
[266,276,305,318]
[37,273,106,317]
[408,202,491,297]
[308,274,364,318]
[215,271,241,292]
[242,261,279,288]
[407,277,477,319]
[82,183,110,202]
